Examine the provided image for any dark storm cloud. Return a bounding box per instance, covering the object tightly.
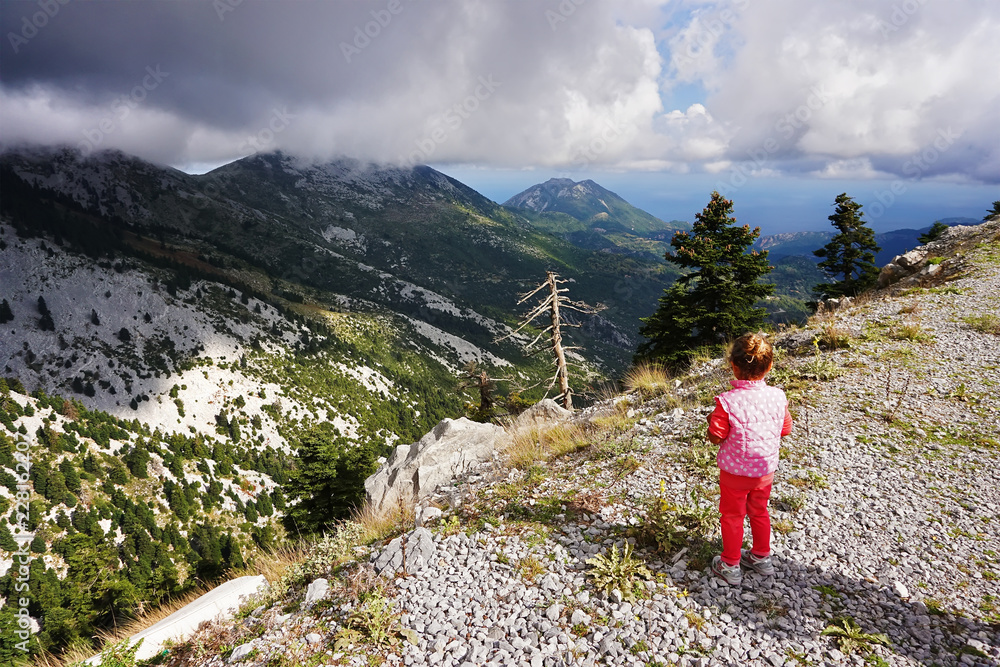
[0,0,997,184]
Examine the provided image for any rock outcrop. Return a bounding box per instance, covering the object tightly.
[512,398,573,430]
[364,417,504,515]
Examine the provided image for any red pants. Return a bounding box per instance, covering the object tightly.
[719,470,773,566]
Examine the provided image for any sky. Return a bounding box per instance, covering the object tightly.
[1,0,997,234]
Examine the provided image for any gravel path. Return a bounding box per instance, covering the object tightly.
[173,222,1000,667]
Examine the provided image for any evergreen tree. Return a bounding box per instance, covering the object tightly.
[59,458,81,494]
[918,221,949,244]
[637,192,773,367]
[985,200,1000,221]
[0,299,12,324]
[814,193,881,299]
[283,422,378,534]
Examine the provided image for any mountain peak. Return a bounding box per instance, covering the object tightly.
[503,177,681,235]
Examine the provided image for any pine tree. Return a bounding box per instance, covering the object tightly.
[283,422,378,534]
[813,193,881,299]
[985,200,1000,221]
[918,221,949,244]
[637,192,774,368]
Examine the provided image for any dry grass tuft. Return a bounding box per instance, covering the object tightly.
[624,362,672,401]
[818,323,852,350]
[889,321,933,342]
[352,500,416,545]
[503,422,589,469]
[964,314,1000,335]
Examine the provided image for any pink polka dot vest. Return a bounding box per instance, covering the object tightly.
[715,379,787,478]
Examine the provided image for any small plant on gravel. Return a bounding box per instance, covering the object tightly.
[774,493,806,512]
[889,321,932,342]
[516,555,546,581]
[773,518,795,534]
[585,542,653,601]
[800,339,843,381]
[639,483,716,555]
[334,590,408,650]
[787,470,828,490]
[567,489,605,514]
[963,314,1000,335]
[754,594,788,618]
[820,616,890,655]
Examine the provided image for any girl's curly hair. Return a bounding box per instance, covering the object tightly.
[728,332,773,380]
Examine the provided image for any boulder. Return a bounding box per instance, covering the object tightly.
[878,249,930,288]
[364,417,503,515]
[513,398,572,430]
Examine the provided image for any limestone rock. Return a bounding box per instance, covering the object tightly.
[513,398,572,430]
[364,417,504,514]
[371,527,436,575]
[304,578,329,607]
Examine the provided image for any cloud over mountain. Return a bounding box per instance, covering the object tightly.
[1,0,996,183]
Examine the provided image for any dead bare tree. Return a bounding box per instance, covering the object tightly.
[457,361,501,421]
[497,271,603,411]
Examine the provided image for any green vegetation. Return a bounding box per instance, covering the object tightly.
[282,423,378,535]
[585,542,652,601]
[964,314,1000,335]
[821,616,891,655]
[814,193,881,299]
[0,383,289,660]
[639,483,715,555]
[637,192,774,368]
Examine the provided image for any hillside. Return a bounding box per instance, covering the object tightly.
[104,218,1000,667]
[0,147,668,372]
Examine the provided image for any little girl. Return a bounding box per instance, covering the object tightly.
[706,333,792,586]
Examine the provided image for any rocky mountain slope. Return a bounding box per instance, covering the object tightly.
[0,147,654,372]
[141,218,1000,667]
[504,178,687,265]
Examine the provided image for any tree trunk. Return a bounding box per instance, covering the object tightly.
[547,272,572,410]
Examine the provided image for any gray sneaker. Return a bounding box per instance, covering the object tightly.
[743,550,775,576]
[711,556,743,586]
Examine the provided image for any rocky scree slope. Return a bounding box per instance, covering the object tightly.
[162,220,1000,667]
